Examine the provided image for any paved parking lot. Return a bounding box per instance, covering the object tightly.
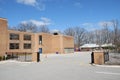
[0,52,120,80]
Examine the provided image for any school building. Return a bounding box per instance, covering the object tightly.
[0,18,74,61]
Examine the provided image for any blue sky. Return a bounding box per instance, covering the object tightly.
[0,0,120,31]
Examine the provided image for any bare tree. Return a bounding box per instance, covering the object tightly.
[84,31,95,44]
[64,20,120,52]
[39,25,50,33]
[10,21,50,33]
[64,27,75,36]
[99,22,112,44]
[85,22,112,45]
[112,20,120,52]
[64,27,86,47]
[74,27,86,47]
[13,22,37,32]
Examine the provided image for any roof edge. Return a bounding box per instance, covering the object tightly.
[0,17,7,21]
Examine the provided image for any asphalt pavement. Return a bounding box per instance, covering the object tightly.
[0,52,120,80]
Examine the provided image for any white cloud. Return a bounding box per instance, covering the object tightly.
[41,17,51,23]
[16,0,45,11]
[82,23,94,27]
[74,2,82,8]
[51,29,61,34]
[52,29,60,32]
[17,0,36,6]
[98,21,113,27]
[81,21,113,31]
[82,23,97,31]
[30,20,47,26]
[21,17,51,27]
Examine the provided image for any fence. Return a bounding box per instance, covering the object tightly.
[104,52,109,62]
[6,52,32,62]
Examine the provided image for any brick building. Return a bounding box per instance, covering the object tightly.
[0,18,74,60]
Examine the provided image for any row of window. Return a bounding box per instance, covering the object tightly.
[9,43,31,49]
[10,33,43,45]
[10,33,31,40]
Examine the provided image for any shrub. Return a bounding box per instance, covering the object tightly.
[2,56,5,60]
[0,56,2,61]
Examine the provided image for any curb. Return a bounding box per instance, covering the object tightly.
[0,60,33,64]
[92,64,120,68]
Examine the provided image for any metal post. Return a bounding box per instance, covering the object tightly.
[91,52,94,64]
[25,53,26,61]
[17,52,18,60]
[12,53,13,60]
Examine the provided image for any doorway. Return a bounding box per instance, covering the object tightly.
[39,48,42,54]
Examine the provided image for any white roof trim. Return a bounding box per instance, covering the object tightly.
[80,44,99,48]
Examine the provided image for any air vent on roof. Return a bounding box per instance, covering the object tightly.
[53,32,58,35]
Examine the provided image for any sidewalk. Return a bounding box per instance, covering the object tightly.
[92,64,120,68]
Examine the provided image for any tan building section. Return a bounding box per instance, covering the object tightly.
[34,33,53,53]
[52,35,63,53]
[93,51,105,65]
[7,30,35,53]
[63,36,74,53]
[0,18,8,56]
[0,18,74,60]
[32,52,38,62]
[34,33,74,54]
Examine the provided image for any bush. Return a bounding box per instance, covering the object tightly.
[2,56,6,60]
[0,56,2,61]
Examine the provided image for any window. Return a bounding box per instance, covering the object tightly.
[10,33,19,40]
[9,43,19,49]
[24,43,31,49]
[39,35,42,45]
[24,34,31,40]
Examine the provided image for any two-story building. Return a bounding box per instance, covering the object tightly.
[0,18,74,61]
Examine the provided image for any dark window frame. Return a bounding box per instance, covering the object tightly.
[10,33,19,40]
[39,35,42,45]
[9,43,19,49]
[24,34,31,40]
[24,43,31,49]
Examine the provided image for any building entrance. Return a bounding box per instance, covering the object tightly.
[39,48,42,54]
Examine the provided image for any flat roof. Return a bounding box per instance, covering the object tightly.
[0,17,7,21]
[80,44,99,48]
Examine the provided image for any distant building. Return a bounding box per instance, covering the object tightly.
[101,43,115,51]
[101,43,114,48]
[80,44,99,51]
[0,18,74,57]
[80,43,115,51]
